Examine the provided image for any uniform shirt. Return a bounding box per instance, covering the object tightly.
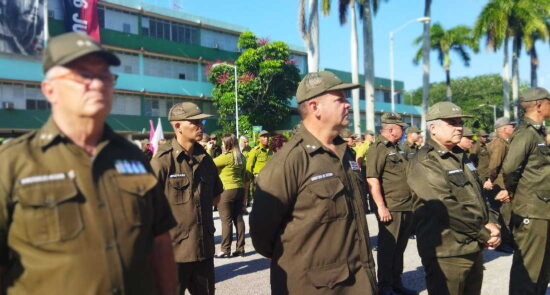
[473,142,490,180]
[250,126,376,294]
[503,117,550,220]
[151,139,223,263]
[407,138,497,258]
[246,143,273,175]
[241,145,251,159]
[487,136,510,188]
[213,152,246,190]
[0,118,175,295]
[366,136,412,211]
[400,140,419,160]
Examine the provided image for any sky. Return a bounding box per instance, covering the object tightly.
[174,0,549,92]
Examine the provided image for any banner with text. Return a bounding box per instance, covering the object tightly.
[63,0,100,41]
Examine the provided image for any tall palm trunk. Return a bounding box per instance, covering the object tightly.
[421,0,431,134]
[350,1,361,134]
[502,36,511,118]
[299,0,320,72]
[511,35,520,120]
[530,46,538,87]
[444,53,452,101]
[362,1,375,132]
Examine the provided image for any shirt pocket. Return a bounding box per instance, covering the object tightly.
[446,170,474,202]
[307,177,349,223]
[16,180,83,246]
[117,174,157,226]
[168,175,191,204]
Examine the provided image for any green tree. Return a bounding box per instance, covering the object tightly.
[527,20,550,87]
[207,32,301,135]
[413,23,478,101]
[408,74,528,131]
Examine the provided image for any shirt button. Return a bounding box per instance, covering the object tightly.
[112,287,121,294]
[98,201,105,208]
[105,242,115,250]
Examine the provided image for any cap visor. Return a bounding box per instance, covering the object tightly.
[57,49,121,69]
[328,82,361,92]
[186,113,213,120]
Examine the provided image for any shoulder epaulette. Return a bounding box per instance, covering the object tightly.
[0,131,37,154]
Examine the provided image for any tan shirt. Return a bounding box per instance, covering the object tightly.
[366,136,412,211]
[0,118,175,294]
[151,139,223,263]
[250,126,376,294]
[487,136,510,188]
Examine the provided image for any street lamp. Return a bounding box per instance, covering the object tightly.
[479,104,497,127]
[212,63,239,138]
[390,17,431,112]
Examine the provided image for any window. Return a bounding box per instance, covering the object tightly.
[144,98,160,116]
[142,16,198,45]
[143,55,198,80]
[98,6,105,28]
[383,91,391,103]
[123,23,131,33]
[48,9,54,18]
[179,73,186,80]
[26,99,50,110]
[111,51,139,75]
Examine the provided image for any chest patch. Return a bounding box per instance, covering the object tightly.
[20,170,76,185]
[310,172,334,182]
[466,162,476,171]
[349,161,360,171]
[115,160,147,174]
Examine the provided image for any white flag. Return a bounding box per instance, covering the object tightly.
[151,118,164,153]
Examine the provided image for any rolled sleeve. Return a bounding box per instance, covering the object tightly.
[365,144,385,179]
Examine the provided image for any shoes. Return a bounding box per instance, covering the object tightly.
[214,252,231,258]
[393,285,418,295]
[232,251,245,257]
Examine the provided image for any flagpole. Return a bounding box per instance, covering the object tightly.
[43,0,49,42]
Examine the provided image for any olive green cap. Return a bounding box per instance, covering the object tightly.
[259,130,270,137]
[520,87,550,102]
[477,130,489,137]
[43,32,120,73]
[426,101,472,121]
[296,71,360,103]
[462,127,474,137]
[340,129,355,138]
[494,117,516,129]
[365,130,375,136]
[405,126,421,134]
[381,112,408,127]
[168,102,213,121]
[201,133,210,143]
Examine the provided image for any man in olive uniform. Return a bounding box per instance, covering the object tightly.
[0,33,177,294]
[341,129,356,149]
[503,87,550,295]
[250,71,377,294]
[366,113,416,295]
[151,102,224,295]
[206,133,222,158]
[400,126,422,160]
[468,130,488,167]
[484,117,516,253]
[407,101,501,295]
[457,127,475,153]
[246,130,273,177]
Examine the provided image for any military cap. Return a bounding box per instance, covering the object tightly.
[340,129,356,138]
[520,87,550,102]
[43,32,120,73]
[488,131,496,141]
[168,102,213,121]
[494,117,516,129]
[477,130,489,137]
[381,112,408,127]
[365,130,375,136]
[201,133,211,142]
[462,127,474,137]
[258,130,270,137]
[426,101,472,121]
[296,71,360,103]
[210,133,217,139]
[405,126,421,134]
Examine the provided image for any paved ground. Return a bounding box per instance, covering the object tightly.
[209,212,548,295]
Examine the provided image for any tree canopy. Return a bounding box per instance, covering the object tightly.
[207,32,301,135]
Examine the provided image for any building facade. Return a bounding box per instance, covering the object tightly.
[0,0,416,138]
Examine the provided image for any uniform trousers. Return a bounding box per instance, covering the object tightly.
[218,188,246,254]
[421,251,483,295]
[177,258,215,295]
[377,211,413,289]
[509,215,550,295]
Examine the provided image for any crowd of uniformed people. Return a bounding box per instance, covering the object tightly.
[0,32,549,295]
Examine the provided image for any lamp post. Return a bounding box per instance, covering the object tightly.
[212,63,239,138]
[479,104,497,127]
[390,17,431,112]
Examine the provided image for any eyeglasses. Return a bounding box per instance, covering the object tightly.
[52,71,118,86]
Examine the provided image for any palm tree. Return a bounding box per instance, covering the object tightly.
[414,24,479,101]
[298,0,320,72]
[474,0,549,119]
[421,0,431,135]
[527,21,550,87]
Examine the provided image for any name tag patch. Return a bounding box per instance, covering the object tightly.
[387,152,396,156]
[448,169,463,174]
[466,163,477,171]
[170,174,187,178]
[20,170,76,185]
[115,160,147,174]
[310,172,334,182]
[349,161,360,171]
